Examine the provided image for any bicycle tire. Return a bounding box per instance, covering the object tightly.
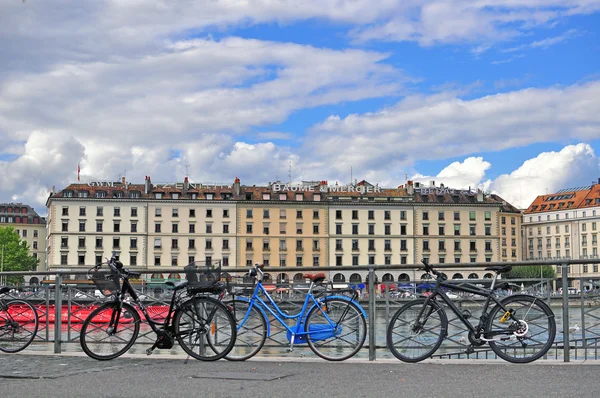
[174,296,236,361]
[224,299,267,361]
[80,301,140,361]
[0,299,39,353]
[386,298,447,363]
[485,294,556,363]
[305,298,367,361]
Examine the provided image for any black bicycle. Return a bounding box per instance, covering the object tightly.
[387,260,556,364]
[0,287,39,353]
[79,253,236,361]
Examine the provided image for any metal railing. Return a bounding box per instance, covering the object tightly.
[1,258,600,362]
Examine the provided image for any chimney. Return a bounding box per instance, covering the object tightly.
[233,177,241,196]
[406,180,414,195]
[477,189,483,202]
[121,176,126,184]
[431,181,435,187]
[183,177,189,193]
[440,183,444,188]
[144,176,152,194]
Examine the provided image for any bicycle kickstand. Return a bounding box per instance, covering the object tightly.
[287,335,295,353]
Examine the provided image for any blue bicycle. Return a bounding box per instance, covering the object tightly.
[226,263,367,361]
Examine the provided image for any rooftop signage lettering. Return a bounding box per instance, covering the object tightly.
[86,181,223,189]
[416,187,477,196]
[273,183,382,194]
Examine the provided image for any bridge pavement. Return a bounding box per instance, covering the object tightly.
[0,352,598,398]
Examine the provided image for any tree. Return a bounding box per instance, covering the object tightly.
[505,265,556,281]
[0,226,38,285]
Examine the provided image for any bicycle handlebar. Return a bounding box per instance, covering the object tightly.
[421,259,441,277]
[91,251,136,278]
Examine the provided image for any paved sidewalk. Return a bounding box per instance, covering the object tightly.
[1,352,599,398]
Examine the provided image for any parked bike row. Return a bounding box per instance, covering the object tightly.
[1,256,556,364]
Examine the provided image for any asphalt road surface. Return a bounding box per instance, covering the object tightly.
[0,353,598,398]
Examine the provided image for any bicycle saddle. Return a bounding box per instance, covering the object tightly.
[166,280,189,291]
[0,287,10,294]
[303,273,326,284]
[484,265,512,273]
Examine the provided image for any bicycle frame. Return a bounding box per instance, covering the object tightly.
[240,279,330,343]
[420,273,519,339]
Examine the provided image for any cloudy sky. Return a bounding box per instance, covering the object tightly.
[1,0,599,214]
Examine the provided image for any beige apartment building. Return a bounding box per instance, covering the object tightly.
[46,177,238,281]
[236,184,329,284]
[0,203,46,282]
[523,180,600,288]
[46,177,522,285]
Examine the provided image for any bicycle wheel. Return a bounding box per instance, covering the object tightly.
[80,302,140,360]
[224,299,267,361]
[305,298,367,361]
[174,296,236,361]
[386,298,447,363]
[485,294,556,363]
[0,299,39,353]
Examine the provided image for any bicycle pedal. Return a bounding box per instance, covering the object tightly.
[465,345,475,355]
[146,348,154,356]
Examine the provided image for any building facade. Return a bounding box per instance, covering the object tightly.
[0,203,47,280]
[523,180,600,288]
[46,177,522,285]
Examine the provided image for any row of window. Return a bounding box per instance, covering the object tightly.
[527,209,599,223]
[556,264,600,274]
[60,235,511,255]
[60,220,232,234]
[60,237,233,251]
[0,216,41,224]
[13,229,40,238]
[421,210,493,222]
[59,253,228,267]
[63,206,230,219]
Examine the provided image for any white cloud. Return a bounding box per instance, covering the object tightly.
[309,81,600,177]
[0,36,406,210]
[502,29,582,53]
[405,144,600,209]
[351,1,600,46]
[411,157,492,190]
[487,144,600,209]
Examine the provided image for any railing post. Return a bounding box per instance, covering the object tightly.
[54,273,62,354]
[368,266,376,361]
[561,263,569,362]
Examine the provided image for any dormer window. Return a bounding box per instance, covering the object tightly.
[313,194,321,202]
[262,193,271,200]
[295,193,303,201]
[172,193,179,200]
[206,193,214,200]
[78,190,89,198]
[64,190,74,197]
[279,193,287,201]
[130,191,140,198]
[191,193,197,200]
[155,193,162,199]
[114,191,123,198]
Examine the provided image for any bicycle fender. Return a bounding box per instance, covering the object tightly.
[228,296,271,337]
[308,295,368,319]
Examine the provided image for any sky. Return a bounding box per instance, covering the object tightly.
[0,0,599,214]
